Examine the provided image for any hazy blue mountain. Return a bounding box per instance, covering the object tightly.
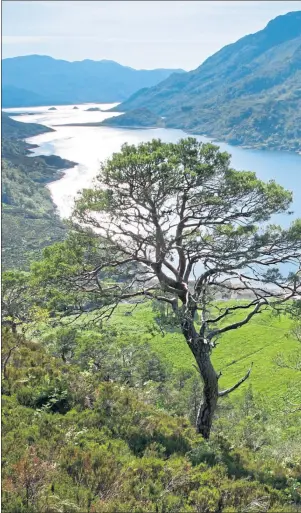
[2,85,48,108]
[116,11,301,151]
[2,55,184,107]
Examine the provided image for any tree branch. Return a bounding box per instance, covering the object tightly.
[218,363,253,397]
[208,302,262,340]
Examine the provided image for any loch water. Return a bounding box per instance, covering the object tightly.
[4,103,301,227]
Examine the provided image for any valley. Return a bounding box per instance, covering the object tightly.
[2,7,301,512]
[4,103,300,225]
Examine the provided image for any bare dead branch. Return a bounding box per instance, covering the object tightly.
[218,363,253,397]
[208,303,262,340]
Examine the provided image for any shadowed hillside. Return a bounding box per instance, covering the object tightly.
[1,114,76,269]
[117,11,301,151]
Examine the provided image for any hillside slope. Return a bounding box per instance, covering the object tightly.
[1,111,54,138]
[2,326,300,513]
[60,108,164,128]
[117,11,301,151]
[1,114,75,269]
[2,55,184,107]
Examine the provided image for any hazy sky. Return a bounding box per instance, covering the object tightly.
[3,1,301,70]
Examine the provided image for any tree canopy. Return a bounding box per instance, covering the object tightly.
[32,138,301,438]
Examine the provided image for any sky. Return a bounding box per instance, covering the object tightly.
[2,1,301,70]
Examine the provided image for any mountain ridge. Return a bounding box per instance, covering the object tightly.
[2,55,184,107]
[116,11,301,152]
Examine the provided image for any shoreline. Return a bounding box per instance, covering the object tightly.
[6,104,300,155]
[24,139,79,186]
[22,131,80,221]
[54,122,159,130]
[55,116,301,155]
[2,118,80,270]
[184,128,301,155]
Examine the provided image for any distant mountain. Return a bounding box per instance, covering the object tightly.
[116,11,301,152]
[2,86,47,108]
[2,55,184,107]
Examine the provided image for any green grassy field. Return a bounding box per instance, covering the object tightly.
[37,299,300,412]
[105,302,301,408]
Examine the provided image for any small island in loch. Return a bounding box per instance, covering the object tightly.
[85,107,104,112]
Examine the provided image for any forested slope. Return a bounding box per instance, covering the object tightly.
[117,11,301,151]
[2,317,301,512]
[1,113,75,269]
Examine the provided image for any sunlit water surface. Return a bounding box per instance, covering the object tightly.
[4,103,301,231]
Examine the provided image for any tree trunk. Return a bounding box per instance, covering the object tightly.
[181,317,219,439]
[195,347,219,439]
